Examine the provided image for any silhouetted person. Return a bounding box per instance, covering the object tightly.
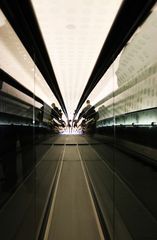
[73,120,78,131]
[51,103,62,120]
[67,120,72,133]
[78,100,92,121]
[76,100,99,134]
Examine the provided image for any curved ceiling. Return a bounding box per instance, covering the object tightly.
[31,0,123,118]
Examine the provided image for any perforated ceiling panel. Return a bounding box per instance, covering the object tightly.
[31,0,122,118]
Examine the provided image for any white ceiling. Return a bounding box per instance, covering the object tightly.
[31,0,123,118]
[0,9,59,108]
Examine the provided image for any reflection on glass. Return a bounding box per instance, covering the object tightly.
[93,8,157,240]
[0,9,61,240]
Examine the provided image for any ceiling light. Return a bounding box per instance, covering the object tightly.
[66,24,76,30]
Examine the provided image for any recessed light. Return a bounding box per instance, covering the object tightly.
[66,24,76,30]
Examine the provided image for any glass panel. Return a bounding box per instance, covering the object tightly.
[0,14,36,239]
[0,9,60,240]
[114,9,157,240]
[0,8,63,240]
[93,6,157,240]
[33,64,62,238]
[78,62,116,238]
